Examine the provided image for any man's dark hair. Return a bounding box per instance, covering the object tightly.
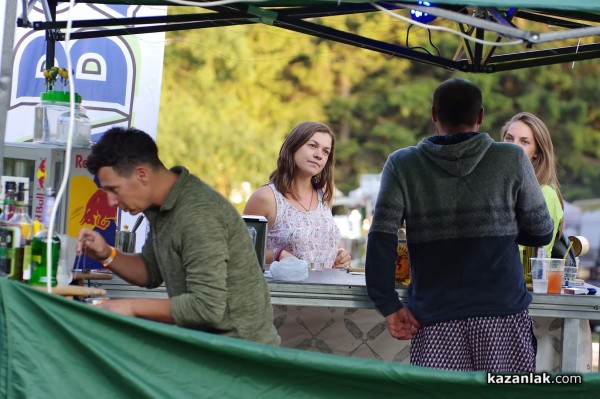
[87,127,164,176]
[432,78,482,127]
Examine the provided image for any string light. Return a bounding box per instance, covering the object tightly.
[410,1,437,24]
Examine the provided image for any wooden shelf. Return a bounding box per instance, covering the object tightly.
[33,285,107,297]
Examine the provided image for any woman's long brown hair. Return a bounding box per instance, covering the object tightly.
[269,121,336,207]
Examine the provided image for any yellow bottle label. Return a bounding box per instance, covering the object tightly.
[20,223,32,242]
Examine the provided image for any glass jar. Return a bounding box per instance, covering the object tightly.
[56,107,91,147]
[33,91,83,144]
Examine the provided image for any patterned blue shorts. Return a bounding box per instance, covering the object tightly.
[410,309,536,372]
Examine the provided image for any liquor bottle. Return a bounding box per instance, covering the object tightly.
[0,225,8,276]
[8,186,34,281]
[0,182,17,222]
[9,188,32,244]
[522,247,534,286]
[29,188,61,286]
[395,227,410,286]
[22,222,42,283]
[7,188,32,280]
[41,187,55,226]
[21,239,33,284]
[0,183,17,277]
[522,246,546,286]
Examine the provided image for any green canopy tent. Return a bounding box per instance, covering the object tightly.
[2,0,599,156]
[2,1,600,396]
[19,0,600,73]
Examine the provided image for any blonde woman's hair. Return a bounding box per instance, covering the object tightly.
[500,112,564,211]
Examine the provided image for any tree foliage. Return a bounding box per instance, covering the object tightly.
[157,8,600,206]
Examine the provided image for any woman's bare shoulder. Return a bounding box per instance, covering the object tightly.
[244,185,276,216]
[249,184,274,200]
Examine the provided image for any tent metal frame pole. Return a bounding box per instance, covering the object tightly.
[44,0,58,69]
[272,15,465,70]
[0,0,20,176]
[13,2,600,74]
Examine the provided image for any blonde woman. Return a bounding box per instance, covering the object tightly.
[501,112,563,256]
[501,112,592,372]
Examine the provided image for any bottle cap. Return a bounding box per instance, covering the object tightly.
[40,91,82,103]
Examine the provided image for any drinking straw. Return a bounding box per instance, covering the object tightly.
[562,240,574,265]
[132,214,145,233]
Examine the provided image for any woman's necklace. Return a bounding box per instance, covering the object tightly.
[294,190,314,212]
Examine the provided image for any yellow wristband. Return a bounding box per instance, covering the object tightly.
[102,246,117,267]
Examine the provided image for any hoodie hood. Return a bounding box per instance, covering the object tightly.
[418,132,493,177]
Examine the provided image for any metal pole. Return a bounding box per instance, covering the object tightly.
[45,0,57,69]
[0,0,20,177]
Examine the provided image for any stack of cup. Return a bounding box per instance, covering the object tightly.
[530,258,548,294]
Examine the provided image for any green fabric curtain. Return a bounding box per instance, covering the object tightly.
[1,278,598,398]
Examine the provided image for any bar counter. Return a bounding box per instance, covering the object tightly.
[268,269,599,372]
[89,268,600,372]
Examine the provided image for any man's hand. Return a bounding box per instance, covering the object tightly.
[385,307,422,340]
[76,228,111,261]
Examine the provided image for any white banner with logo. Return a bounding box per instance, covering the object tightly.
[5,2,166,142]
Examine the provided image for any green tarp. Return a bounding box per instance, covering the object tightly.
[0,278,599,398]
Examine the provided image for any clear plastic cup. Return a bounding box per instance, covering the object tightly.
[531,258,563,294]
[563,266,579,287]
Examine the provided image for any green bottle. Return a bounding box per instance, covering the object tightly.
[0,183,17,276]
[0,225,8,276]
[30,227,60,286]
[29,188,61,286]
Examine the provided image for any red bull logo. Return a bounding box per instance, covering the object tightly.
[68,171,117,271]
[36,158,47,189]
[80,188,117,230]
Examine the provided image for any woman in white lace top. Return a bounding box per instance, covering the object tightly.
[244,121,351,268]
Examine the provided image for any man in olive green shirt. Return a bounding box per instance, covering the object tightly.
[76,127,280,345]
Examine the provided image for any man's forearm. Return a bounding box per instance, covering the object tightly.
[97,298,174,324]
[131,298,174,324]
[105,252,149,286]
